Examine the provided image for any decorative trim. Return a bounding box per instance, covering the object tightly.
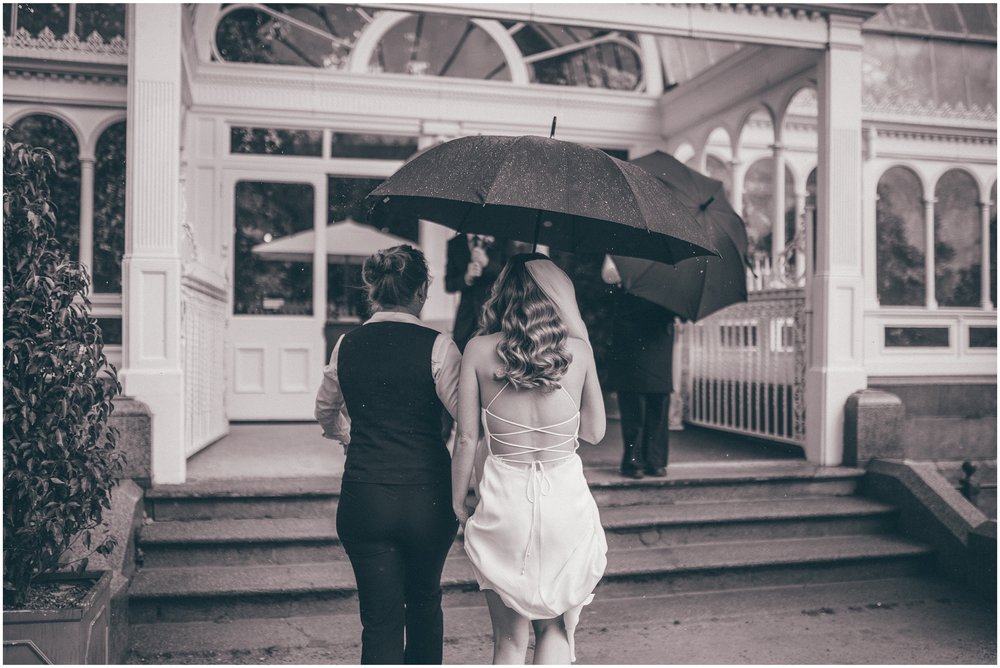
[868,375,997,386]
[3,27,128,63]
[864,97,996,123]
[875,126,997,146]
[3,64,126,86]
[181,267,228,302]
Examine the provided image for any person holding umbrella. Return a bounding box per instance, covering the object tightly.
[315,245,461,664]
[452,254,608,665]
[603,256,677,478]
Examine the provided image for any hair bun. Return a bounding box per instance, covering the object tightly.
[361,244,429,310]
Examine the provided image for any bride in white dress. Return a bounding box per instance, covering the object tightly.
[451,254,608,665]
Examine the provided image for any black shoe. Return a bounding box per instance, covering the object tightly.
[644,467,667,477]
[620,467,645,479]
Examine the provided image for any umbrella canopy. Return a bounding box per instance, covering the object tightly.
[611,151,750,321]
[365,135,717,264]
[251,218,413,264]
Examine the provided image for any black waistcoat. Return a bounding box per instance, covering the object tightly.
[337,321,450,484]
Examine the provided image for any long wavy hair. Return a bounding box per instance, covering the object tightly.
[478,253,573,391]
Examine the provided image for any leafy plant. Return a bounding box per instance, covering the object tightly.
[3,132,123,608]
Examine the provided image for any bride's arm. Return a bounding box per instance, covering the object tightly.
[451,340,483,526]
[578,343,606,445]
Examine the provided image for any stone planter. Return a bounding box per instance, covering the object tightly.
[3,570,112,665]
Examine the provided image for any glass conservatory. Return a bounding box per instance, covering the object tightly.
[3,3,995,483]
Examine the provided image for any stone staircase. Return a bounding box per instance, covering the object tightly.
[128,461,933,658]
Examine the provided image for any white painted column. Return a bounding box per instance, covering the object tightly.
[770,143,787,285]
[794,190,807,282]
[418,122,460,332]
[804,16,868,466]
[120,4,186,484]
[79,155,95,280]
[980,199,993,310]
[923,197,938,309]
[729,157,745,218]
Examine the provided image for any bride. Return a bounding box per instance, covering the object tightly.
[451,253,608,665]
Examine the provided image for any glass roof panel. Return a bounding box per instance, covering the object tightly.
[960,42,998,110]
[932,41,970,104]
[869,4,995,39]
[958,4,996,37]
[656,35,743,86]
[887,4,930,30]
[863,32,996,116]
[924,4,964,33]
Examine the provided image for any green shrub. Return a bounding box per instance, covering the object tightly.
[3,133,123,607]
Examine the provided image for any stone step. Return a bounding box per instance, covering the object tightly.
[128,534,931,624]
[138,496,897,567]
[586,464,864,506]
[128,575,955,658]
[145,477,340,521]
[601,496,898,549]
[144,463,864,521]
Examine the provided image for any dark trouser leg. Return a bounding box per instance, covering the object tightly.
[618,391,646,472]
[337,483,407,665]
[400,485,458,665]
[641,392,670,470]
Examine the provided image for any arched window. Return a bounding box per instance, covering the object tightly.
[742,157,795,259]
[93,121,126,294]
[507,22,643,90]
[215,4,369,68]
[372,14,511,80]
[876,167,925,306]
[211,5,646,91]
[934,169,980,307]
[705,154,731,201]
[9,114,81,261]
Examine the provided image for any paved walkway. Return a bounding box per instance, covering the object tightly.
[128,576,995,664]
[187,420,800,481]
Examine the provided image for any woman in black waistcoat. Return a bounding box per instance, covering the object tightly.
[315,245,461,664]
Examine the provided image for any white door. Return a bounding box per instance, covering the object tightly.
[225,171,327,420]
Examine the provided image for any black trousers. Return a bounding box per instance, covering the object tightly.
[336,481,458,665]
[618,391,670,471]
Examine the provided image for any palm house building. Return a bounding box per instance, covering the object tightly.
[3,3,996,485]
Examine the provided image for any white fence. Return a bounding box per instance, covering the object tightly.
[681,287,806,446]
[182,278,228,456]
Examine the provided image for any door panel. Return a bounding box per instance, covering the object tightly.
[225,172,327,420]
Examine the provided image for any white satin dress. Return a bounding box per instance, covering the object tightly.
[464,383,608,662]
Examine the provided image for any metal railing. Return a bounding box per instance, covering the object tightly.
[681,287,807,446]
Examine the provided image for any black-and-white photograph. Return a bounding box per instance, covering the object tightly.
[3,2,996,665]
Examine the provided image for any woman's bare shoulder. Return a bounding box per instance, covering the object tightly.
[565,336,594,355]
[464,333,500,357]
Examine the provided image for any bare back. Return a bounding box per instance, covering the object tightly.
[468,333,594,464]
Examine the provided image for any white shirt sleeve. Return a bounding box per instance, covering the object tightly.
[314,335,351,444]
[431,334,462,420]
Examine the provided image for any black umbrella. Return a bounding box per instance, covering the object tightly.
[366,134,717,264]
[610,151,750,322]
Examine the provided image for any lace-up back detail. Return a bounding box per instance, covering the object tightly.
[482,382,580,465]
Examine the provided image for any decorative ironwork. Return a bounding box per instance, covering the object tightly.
[3,26,127,60]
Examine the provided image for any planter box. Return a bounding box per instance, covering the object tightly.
[3,571,111,665]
